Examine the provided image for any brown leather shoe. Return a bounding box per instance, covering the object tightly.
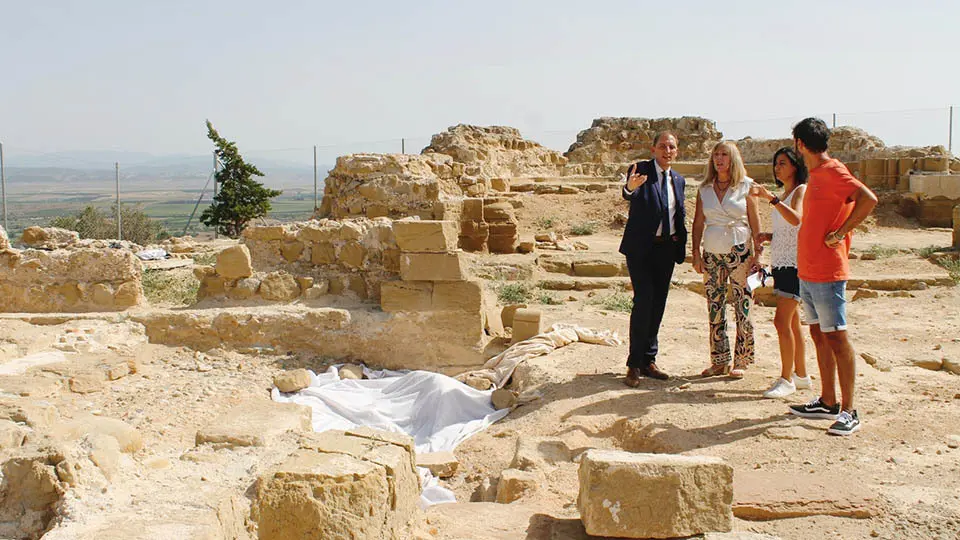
[640,363,671,381]
[624,367,643,388]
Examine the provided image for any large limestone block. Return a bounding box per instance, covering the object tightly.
[400,252,465,281]
[577,450,733,539]
[573,258,622,278]
[195,400,312,447]
[298,429,419,518]
[274,369,312,393]
[215,245,253,279]
[255,448,414,540]
[381,281,433,312]
[432,281,483,312]
[495,468,539,503]
[394,220,459,253]
[20,226,80,249]
[259,271,300,301]
[417,451,459,478]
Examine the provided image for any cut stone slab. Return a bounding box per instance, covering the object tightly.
[578,450,733,539]
[195,400,312,448]
[255,448,416,540]
[733,470,877,520]
[400,252,465,281]
[417,451,459,478]
[510,436,572,471]
[215,244,252,279]
[496,468,539,504]
[393,220,459,253]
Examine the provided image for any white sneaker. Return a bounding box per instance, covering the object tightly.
[792,374,812,390]
[763,377,796,399]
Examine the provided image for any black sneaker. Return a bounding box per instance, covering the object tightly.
[788,397,840,419]
[827,410,861,436]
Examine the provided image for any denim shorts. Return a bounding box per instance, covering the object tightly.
[799,279,847,333]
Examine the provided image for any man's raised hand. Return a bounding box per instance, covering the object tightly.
[627,172,648,191]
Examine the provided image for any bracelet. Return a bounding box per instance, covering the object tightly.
[769,196,780,206]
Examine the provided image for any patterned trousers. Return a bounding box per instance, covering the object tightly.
[703,243,755,368]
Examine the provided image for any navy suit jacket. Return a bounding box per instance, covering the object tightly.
[617,159,688,263]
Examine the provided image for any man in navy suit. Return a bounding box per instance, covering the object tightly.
[619,131,688,385]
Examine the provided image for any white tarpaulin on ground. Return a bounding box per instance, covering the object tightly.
[270,324,621,507]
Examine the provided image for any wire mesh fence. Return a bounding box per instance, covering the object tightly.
[1,106,956,241]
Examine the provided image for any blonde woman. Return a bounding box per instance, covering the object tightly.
[691,141,762,378]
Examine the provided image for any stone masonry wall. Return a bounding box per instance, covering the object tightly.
[319,153,463,220]
[422,124,568,181]
[0,247,144,312]
[196,218,400,303]
[565,117,722,164]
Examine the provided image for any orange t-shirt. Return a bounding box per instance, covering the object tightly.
[797,159,864,283]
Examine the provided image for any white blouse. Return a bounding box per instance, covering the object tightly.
[770,187,800,268]
[700,177,753,254]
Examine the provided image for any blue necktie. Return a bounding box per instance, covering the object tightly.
[660,171,671,237]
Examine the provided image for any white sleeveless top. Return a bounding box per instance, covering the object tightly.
[770,187,801,268]
[700,177,753,254]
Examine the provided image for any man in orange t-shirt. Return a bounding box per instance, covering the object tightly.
[787,118,877,436]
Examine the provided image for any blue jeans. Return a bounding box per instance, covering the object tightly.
[799,280,847,333]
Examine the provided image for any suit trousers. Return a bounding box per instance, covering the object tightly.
[625,241,677,368]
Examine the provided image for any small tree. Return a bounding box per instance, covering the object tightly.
[201,120,282,238]
[49,205,166,245]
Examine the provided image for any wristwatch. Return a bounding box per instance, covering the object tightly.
[769,196,780,206]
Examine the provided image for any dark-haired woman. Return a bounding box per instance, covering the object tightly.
[752,147,810,398]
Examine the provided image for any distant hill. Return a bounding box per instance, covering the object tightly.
[2,151,332,193]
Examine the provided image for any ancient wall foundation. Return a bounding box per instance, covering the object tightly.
[0,247,144,313]
[565,117,722,164]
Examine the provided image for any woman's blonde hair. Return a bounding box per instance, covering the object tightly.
[703,141,747,188]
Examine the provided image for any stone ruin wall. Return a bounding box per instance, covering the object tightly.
[0,227,144,313]
[422,124,568,181]
[194,218,401,304]
[564,116,723,164]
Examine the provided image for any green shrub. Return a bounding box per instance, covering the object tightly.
[866,245,899,259]
[934,256,960,284]
[569,222,597,236]
[536,291,563,305]
[535,217,555,230]
[49,205,166,245]
[142,269,199,306]
[589,292,633,313]
[496,282,532,304]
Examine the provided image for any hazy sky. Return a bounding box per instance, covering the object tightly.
[3,0,958,162]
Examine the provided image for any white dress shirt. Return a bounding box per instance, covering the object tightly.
[624,161,676,236]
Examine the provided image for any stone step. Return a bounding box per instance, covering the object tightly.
[538,276,631,291]
[537,253,628,277]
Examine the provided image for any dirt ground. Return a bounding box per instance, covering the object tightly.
[0,187,958,539]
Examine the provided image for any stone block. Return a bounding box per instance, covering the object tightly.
[310,242,337,265]
[255,450,399,540]
[488,235,518,254]
[484,202,515,221]
[922,156,950,172]
[339,241,367,268]
[394,220,459,253]
[228,277,260,300]
[215,245,253,280]
[380,281,433,312]
[55,414,143,453]
[244,226,285,241]
[274,369,312,393]
[491,178,510,192]
[259,271,300,301]
[281,241,304,262]
[573,258,622,277]
[578,450,733,539]
[417,451,459,478]
[500,304,527,328]
[511,308,542,344]
[196,401,312,447]
[432,281,483,312]
[400,252,465,281]
[496,469,539,503]
[462,199,484,221]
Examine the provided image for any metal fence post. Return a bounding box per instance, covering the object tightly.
[832,113,837,128]
[212,150,218,240]
[401,138,405,154]
[949,106,954,154]
[0,141,7,233]
[313,145,318,211]
[115,162,122,240]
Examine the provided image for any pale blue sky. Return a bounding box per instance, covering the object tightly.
[3,0,958,162]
